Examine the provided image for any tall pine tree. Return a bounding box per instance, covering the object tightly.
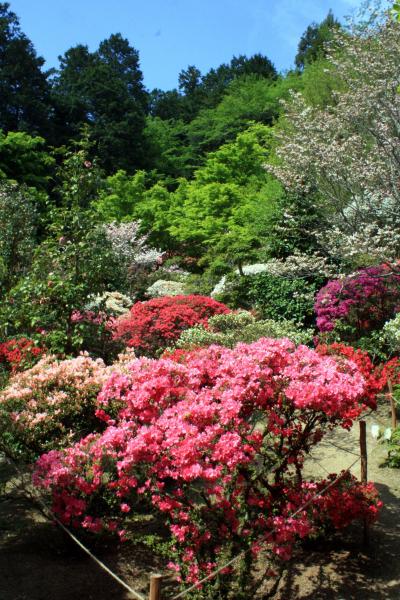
[52,34,148,173]
[0,3,51,136]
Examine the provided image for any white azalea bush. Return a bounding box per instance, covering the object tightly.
[382,314,400,354]
[85,291,133,316]
[145,279,187,298]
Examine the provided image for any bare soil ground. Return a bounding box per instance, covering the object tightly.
[269,402,400,600]
[0,401,399,600]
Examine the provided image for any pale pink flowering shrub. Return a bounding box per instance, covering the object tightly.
[33,338,381,591]
[0,353,120,461]
[71,310,112,326]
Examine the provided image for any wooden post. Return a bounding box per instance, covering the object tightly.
[149,574,163,600]
[387,379,398,430]
[359,420,369,546]
[359,420,367,483]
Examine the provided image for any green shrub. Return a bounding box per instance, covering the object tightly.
[174,310,313,350]
[385,425,400,468]
[218,272,320,325]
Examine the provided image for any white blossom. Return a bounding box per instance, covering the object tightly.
[269,17,400,266]
[85,291,133,316]
[104,221,164,268]
[145,279,186,298]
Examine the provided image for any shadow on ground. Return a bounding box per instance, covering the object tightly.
[0,458,170,600]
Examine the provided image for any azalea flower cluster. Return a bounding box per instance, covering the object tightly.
[382,313,400,353]
[0,337,45,373]
[315,264,400,335]
[0,353,120,460]
[85,291,133,317]
[71,310,112,327]
[33,338,380,585]
[379,357,400,388]
[113,295,230,356]
[316,343,388,409]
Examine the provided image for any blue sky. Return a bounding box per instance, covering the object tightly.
[10,0,367,90]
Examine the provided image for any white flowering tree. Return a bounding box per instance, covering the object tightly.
[103,221,164,297]
[270,16,400,268]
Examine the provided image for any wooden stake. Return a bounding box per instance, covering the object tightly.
[359,420,369,546]
[387,379,398,430]
[149,574,163,600]
[359,420,367,483]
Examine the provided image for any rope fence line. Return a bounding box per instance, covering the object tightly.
[4,455,146,600]
[320,439,360,457]
[306,455,332,476]
[35,495,147,600]
[2,414,384,600]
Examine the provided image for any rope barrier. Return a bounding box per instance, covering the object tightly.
[3,456,146,600]
[320,439,360,457]
[306,455,332,475]
[39,501,147,600]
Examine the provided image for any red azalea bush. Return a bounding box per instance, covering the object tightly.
[317,342,400,398]
[0,337,46,374]
[34,338,381,592]
[379,356,400,387]
[315,264,400,337]
[113,295,230,356]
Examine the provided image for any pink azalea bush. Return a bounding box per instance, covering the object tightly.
[315,264,400,337]
[33,339,381,591]
[0,353,121,460]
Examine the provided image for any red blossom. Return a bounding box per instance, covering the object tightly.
[113,295,230,356]
[0,337,46,373]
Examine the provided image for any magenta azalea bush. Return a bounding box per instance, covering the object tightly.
[315,264,400,337]
[33,338,381,590]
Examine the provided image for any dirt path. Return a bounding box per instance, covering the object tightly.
[1,401,399,600]
[270,402,400,599]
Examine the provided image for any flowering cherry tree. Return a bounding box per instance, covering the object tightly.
[270,17,400,266]
[34,338,381,593]
[103,221,164,295]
